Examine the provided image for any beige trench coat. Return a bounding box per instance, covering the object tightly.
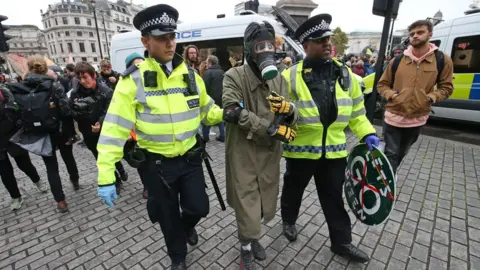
[222,64,298,243]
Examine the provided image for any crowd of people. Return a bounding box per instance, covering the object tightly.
[0,3,454,269]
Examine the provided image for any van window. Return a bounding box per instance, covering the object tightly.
[431,40,441,47]
[176,38,244,72]
[451,35,480,74]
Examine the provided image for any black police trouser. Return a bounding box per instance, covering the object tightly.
[0,153,40,199]
[281,157,352,246]
[384,123,422,173]
[83,134,126,180]
[144,152,209,264]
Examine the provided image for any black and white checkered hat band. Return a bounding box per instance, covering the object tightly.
[298,20,330,43]
[139,12,176,32]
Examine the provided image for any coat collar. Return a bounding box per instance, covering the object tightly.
[244,63,263,91]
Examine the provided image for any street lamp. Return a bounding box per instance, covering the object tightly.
[99,9,110,59]
[90,0,104,60]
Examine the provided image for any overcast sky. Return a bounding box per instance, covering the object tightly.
[2,0,476,33]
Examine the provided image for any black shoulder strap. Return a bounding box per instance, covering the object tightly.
[390,53,404,89]
[434,50,445,86]
[121,64,139,78]
[183,65,199,95]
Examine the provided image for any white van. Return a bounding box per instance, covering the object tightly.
[109,9,305,73]
[428,9,480,123]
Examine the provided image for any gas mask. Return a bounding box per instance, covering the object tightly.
[244,22,279,81]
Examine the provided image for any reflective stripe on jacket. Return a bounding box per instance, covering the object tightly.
[97,57,223,185]
[281,59,375,159]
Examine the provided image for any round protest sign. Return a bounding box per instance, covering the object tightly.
[344,143,396,226]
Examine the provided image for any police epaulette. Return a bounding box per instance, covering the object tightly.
[121,64,139,78]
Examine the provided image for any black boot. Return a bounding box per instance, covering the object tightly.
[171,261,187,270]
[186,228,198,246]
[251,239,266,261]
[240,248,255,270]
[283,222,297,242]
[331,244,369,263]
[70,177,80,191]
[119,170,128,182]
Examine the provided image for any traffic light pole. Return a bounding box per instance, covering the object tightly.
[366,0,394,123]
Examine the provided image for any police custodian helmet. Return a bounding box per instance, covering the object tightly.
[294,14,334,44]
[133,4,179,36]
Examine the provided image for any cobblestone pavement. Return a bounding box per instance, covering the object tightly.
[1,128,479,270]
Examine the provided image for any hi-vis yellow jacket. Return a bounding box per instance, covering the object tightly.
[97,55,223,186]
[281,59,375,160]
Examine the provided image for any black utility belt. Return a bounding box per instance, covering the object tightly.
[145,147,202,162]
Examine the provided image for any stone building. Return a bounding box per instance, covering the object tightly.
[5,25,48,57]
[40,0,143,67]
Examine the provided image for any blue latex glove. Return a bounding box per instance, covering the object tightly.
[364,135,380,151]
[98,185,118,208]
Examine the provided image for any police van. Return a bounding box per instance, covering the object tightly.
[109,7,305,73]
[364,9,480,123]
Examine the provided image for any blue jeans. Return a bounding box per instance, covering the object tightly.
[202,123,225,140]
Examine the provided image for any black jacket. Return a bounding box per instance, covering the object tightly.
[202,64,225,107]
[69,80,113,137]
[7,73,72,123]
[99,71,120,90]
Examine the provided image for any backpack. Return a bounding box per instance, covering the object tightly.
[390,50,445,89]
[10,82,59,133]
[0,87,19,135]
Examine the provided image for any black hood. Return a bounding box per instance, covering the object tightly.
[23,73,54,89]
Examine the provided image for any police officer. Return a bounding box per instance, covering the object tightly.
[280,14,380,263]
[95,4,224,270]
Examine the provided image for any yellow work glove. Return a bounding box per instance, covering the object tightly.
[267,91,292,115]
[267,124,297,143]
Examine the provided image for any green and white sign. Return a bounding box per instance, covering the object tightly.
[344,143,396,226]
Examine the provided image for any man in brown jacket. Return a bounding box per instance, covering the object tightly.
[378,20,453,173]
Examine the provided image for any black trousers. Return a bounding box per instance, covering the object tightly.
[83,134,126,180]
[383,123,422,173]
[0,151,40,199]
[57,142,79,183]
[281,157,352,246]
[144,151,209,264]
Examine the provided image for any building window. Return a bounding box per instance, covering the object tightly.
[126,17,130,23]
[68,43,73,53]
[89,32,94,37]
[53,45,57,54]
[94,57,98,62]
[57,32,61,37]
[79,43,85,52]
[451,35,480,74]
[62,17,68,24]
[115,14,119,20]
[122,8,126,13]
[77,31,82,37]
[44,22,48,29]
[103,43,107,52]
[55,18,58,25]
[82,57,87,62]
[63,58,66,63]
[60,43,64,53]
[121,15,125,22]
[91,43,96,53]
[65,31,70,36]
[74,17,80,25]
[87,19,92,26]
[48,21,51,28]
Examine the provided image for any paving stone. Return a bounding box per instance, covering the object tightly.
[0,131,479,269]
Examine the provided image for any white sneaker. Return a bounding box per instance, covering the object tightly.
[10,198,23,211]
[36,180,49,193]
